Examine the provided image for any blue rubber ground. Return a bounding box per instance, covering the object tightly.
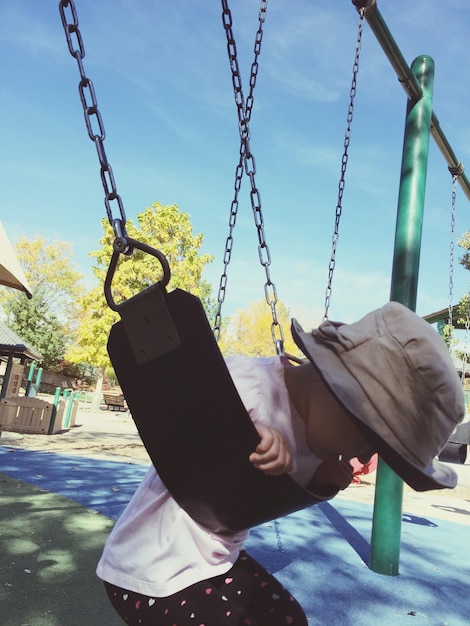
[0,446,468,625]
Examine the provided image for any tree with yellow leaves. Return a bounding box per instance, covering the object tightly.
[66,202,214,371]
[219,299,302,359]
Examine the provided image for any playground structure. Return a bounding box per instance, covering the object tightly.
[0,330,81,437]
[0,391,78,436]
[0,395,65,435]
[0,366,80,436]
[353,1,469,576]
[424,306,470,465]
[56,0,469,580]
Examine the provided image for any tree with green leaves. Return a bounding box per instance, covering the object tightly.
[5,291,68,369]
[2,236,84,316]
[0,237,84,370]
[453,233,470,324]
[66,202,215,371]
[442,234,470,367]
[458,231,470,271]
[219,299,302,358]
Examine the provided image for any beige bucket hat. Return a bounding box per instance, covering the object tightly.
[291,301,466,491]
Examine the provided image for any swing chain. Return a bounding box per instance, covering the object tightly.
[59,0,131,255]
[448,163,470,382]
[323,7,366,320]
[447,164,469,383]
[214,1,267,340]
[448,173,457,336]
[218,0,285,353]
[447,162,464,354]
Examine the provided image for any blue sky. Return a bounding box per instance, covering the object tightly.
[1,0,470,331]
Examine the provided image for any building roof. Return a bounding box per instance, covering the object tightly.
[0,319,42,361]
[423,305,468,328]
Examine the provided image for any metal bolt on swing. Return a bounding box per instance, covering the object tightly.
[112,219,132,254]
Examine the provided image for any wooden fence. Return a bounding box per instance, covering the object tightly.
[0,396,65,435]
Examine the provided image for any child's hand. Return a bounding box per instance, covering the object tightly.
[249,423,293,476]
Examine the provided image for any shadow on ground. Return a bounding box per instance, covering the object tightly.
[0,473,121,626]
[1,449,469,625]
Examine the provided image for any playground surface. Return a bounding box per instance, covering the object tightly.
[0,407,469,625]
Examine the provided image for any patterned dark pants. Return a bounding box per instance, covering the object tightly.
[105,550,307,625]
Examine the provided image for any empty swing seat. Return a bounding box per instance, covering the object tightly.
[107,285,319,533]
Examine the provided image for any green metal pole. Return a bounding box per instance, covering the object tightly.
[370,55,435,576]
[0,356,13,400]
[25,363,35,396]
[35,367,43,392]
[47,386,62,435]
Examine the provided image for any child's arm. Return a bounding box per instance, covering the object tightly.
[249,423,293,476]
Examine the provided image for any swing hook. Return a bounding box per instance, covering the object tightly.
[448,161,465,178]
[104,240,178,365]
[104,238,171,312]
[352,0,376,16]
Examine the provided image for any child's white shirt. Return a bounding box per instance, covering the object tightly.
[96,355,323,598]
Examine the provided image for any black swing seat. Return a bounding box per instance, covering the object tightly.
[107,285,319,533]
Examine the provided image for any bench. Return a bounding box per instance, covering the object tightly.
[103,393,128,412]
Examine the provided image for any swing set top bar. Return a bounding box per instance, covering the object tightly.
[354,0,470,202]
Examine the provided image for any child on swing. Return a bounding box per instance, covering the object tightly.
[97,301,465,626]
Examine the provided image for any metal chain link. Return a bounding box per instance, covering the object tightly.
[448,164,470,384]
[214,1,267,339]
[273,518,284,553]
[217,0,284,353]
[59,0,130,253]
[447,165,469,384]
[448,174,457,335]
[323,8,365,320]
